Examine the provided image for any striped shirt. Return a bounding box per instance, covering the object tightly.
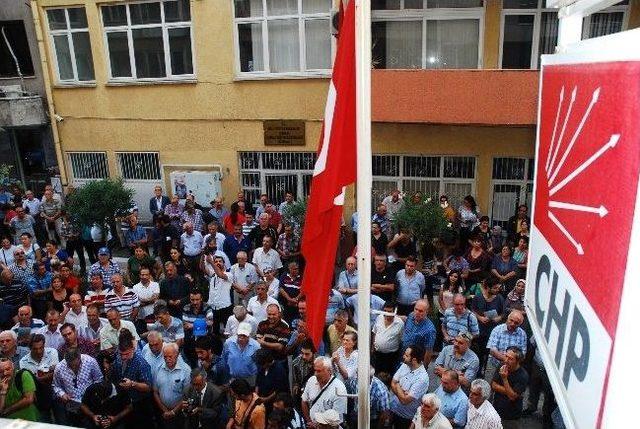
[486,323,527,366]
[442,308,480,339]
[465,399,503,429]
[104,288,140,320]
[89,261,121,289]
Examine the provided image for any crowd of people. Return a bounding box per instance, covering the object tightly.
[0,184,558,429]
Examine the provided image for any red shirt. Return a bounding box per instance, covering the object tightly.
[223,213,246,235]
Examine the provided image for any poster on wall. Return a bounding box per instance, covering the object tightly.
[169,170,222,206]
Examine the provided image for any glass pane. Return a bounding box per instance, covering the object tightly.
[426,19,478,69]
[372,21,422,69]
[427,0,482,7]
[164,0,191,22]
[107,32,132,77]
[102,5,128,27]
[268,19,300,72]
[234,0,264,17]
[444,182,472,208]
[539,12,558,56]
[303,0,332,13]
[168,27,193,75]
[268,0,298,15]
[71,32,94,80]
[403,156,440,177]
[372,0,400,9]
[305,19,331,69]
[404,0,424,8]
[402,179,440,200]
[53,35,74,80]
[503,0,539,8]
[132,27,166,78]
[238,23,264,72]
[372,155,400,176]
[130,2,162,25]
[68,8,88,28]
[444,157,475,178]
[492,158,526,180]
[587,12,624,38]
[47,9,67,30]
[502,14,534,68]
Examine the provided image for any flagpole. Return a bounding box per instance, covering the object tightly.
[354,0,372,428]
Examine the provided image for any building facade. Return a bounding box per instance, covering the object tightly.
[29,0,640,224]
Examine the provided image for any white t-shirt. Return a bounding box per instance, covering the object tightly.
[246,296,280,324]
[207,273,232,310]
[373,314,405,354]
[224,314,258,337]
[132,281,160,319]
[302,376,348,424]
[252,247,283,271]
[0,246,17,267]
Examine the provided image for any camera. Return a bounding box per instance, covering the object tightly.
[183,397,196,415]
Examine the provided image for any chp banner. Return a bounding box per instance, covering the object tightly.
[526,29,640,428]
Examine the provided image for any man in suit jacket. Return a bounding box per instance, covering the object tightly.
[182,367,226,428]
[149,186,171,220]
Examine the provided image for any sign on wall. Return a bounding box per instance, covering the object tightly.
[264,120,306,146]
[169,170,221,206]
[527,29,640,428]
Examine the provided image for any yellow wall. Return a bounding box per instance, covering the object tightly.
[484,0,502,69]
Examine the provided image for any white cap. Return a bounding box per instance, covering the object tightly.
[314,409,341,425]
[237,322,252,337]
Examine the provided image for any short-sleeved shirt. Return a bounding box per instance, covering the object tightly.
[149,316,185,343]
[325,290,345,325]
[302,376,348,424]
[10,215,35,239]
[442,308,480,338]
[373,315,405,354]
[180,231,204,257]
[127,255,157,285]
[486,324,527,366]
[112,351,152,403]
[471,293,505,337]
[371,266,395,301]
[153,361,191,408]
[256,319,290,360]
[252,247,283,272]
[104,288,140,320]
[435,386,468,427]
[337,270,359,291]
[390,363,429,419]
[89,261,121,289]
[99,320,140,351]
[346,294,385,328]
[19,347,59,374]
[492,366,529,420]
[434,345,480,383]
[222,336,260,378]
[402,313,436,351]
[5,369,39,421]
[132,281,160,319]
[207,272,233,310]
[396,270,426,305]
[247,296,280,324]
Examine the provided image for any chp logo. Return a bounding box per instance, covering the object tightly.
[529,61,640,428]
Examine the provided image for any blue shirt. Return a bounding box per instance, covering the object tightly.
[325,290,345,325]
[125,226,147,246]
[149,316,185,343]
[28,272,53,299]
[434,345,479,383]
[435,385,468,427]
[222,234,251,265]
[486,323,527,366]
[337,270,359,291]
[442,308,480,339]
[396,270,426,305]
[112,351,152,402]
[221,336,260,379]
[390,363,429,419]
[403,313,436,351]
[153,361,191,408]
[345,294,385,328]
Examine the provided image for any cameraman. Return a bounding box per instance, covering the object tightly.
[181,367,226,428]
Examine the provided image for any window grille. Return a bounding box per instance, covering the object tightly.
[490,157,535,229]
[116,152,161,181]
[68,152,109,180]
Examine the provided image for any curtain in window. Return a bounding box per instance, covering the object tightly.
[588,12,623,38]
[377,20,422,69]
[305,19,331,69]
[238,23,264,72]
[268,19,299,72]
[53,35,74,80]
[539,12,558,55]
[268,0,298,15]
[426,19,478,69]
[303,0,332,13]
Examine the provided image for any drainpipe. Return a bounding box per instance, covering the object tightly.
[29,0,69,187]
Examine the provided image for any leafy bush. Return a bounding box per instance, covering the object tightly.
[392,197,450,250]
[65,178,134,232]
[282,197,307,230]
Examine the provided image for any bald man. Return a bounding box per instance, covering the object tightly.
[64,293,88,329]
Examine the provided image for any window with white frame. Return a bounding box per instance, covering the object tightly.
[101,0,194,81]
[500,0,628,69]
[116,152,162,180]
[371,0,483,70]
[67,152,109,180]
[372,154,476,208]
[490,157,534,229]
[46,8,95,83]
[233,0,333,75]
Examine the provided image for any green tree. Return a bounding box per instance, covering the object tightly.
[65,178,134,237]
[392,197,451,256]
[282,197,307,230]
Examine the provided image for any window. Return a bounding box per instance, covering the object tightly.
[101,0,194,81]
[0,21,35,78]
[372,154,476,208]
[239,152,317,205]
[116,152,162,180]
[372,0,483,70]
[500,0,628,69]
[46,8,95,83]
[68,152,109,180]
[233,0,332,76]
[490,157,534,229]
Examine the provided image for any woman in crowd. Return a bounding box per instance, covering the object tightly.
[224,202,245,235]
[443,249,469,281]
[457,195,480,251]
[42,240,72,271]
[438,270,464,316]
[471,216,492,250]
[491,245,519,294]
[512,236,529,278]
[505,278,526,316]
[169,247,191,277]
[465,234,493,288]
[127,244,161,285]
[0,236,17,269]
[228,378,265,429]
[332,331,358,393]
[46,274,69,313]
[18,232,41,264]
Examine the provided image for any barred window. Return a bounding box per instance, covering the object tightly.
[68,152,109,180]
[116,152,161,180]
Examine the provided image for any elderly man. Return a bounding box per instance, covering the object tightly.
[301,356,348,428]
[485,310,527,385]
[59,322,97,358]
[0,267,30,315]
[153,342,191,429]
[396,257,426,316]
[125,215,148,254]
[104,273,140,322]
[38,309,64,350]
[336,256,358,296]
[248,212,278,250]
[372,300,405,375]
[79,304,107,346]
[229,250,259,306]
[100,308,140,352]
[221,322,260,385]
[160,261,190,317]
[434,370,468,428]
[252,235,283,277]
[19,333,60,422]
[12,305,45,345]
[442,294,479,344]
[247,281,280,324]
[53,348,103,425]
[465,379,503,429]
[382,189,405,220]
[0,330,29,365]
[39,189,62,242]
[148,305,185,347]
[89,247,121,289]
[224,305,257,337]
[64,293,89,329]
[223,223,250,265]
[491,347,529,428]
[434,332,479,390]
[9,207,35,244]
[326,309,356,355]
[149,185,170,219]
[164,195,184,230]
[409,393,452,429]
[9,248,35,288]
[276,223,300,266]
[181,201,204,233]
[402,299,436,366]
[209,197,228,226]
[0,357,39,421]
[181,221,203,268]
[390,345,430,429]
[181,367,225,429]
[141,330,165,370]
[371,204,390,238]
[256,303,291,361]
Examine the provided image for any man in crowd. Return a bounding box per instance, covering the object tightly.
[279,261,302,322]
[491,347,529,428]
[336,256,358,297]
[442,294,479,345]
[142,331,166,370]
[12,305,44,346]
[372,301,404,376]
[59,322,97,358]
[471,277,505,372]
[371,254,395,302]
[402,299,436,366]
[125,216,148,254]
[100,308,139,352]
[485,310,527,384]
[84,272,108,310]
[194,336,224,386]
[148,305,185,347]
[149,186,170,219]
[396,257,425,316]
[104,273,140,322]
[301,356,348,428]
[382,189,404,220]
[371,204,390,238]
[223,224,251,266]
[255,304,290,362]
[19,333,59,422]
[434,332,479,390]
[389,345,429,429]
[160,261,190,318]
[38,310,64,350]
[247,281,280,324]
[0,357,39,421]
[434,370,468,428]
[229,251,259,306]
[79,304,107,346]
[181,367,226,428]
[180,221,203,273]
[89,247,121,290]
[208,198,228,226]
[40,189,62,242]
[276,223,300,267]
[252,236,282,277]
[164,195,184,230]
[326,309,356,355]
[9,206,35,244]
[9,248,35,289]
[64,293,88,330]
[224,305,257,338]
[181,201,205,234]
[153,342,191,429]
[0,330,28,365]
[466,379,503,429]
[221,322,260,385]
[248,213,278,251]
[291,339,316,399]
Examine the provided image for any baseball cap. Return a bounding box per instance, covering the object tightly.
[97,247,110,256]
[237,322,252,337]
[315,409,341,425]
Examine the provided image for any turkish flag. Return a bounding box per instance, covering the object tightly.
[301,0,357,348]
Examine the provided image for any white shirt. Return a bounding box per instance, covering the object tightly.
[412,410,452,429]
[302,376,348,424]
[0,246,17,267]
[181,231,204,256]
[224,314,258,337]
[246,296,280,324]
[207,272,232,310]
[266,278,280,298]
[19,347,59,373]
[230,263,259,288]
[373,314,405,353]
[79,318,109,341]
[382,195,405,218]
[203,232,226,251]
[37,325,64,350]
[132,281,160,319]
[465,400,503,429]
[252,247,283,271]
[65,306,89,329]
[100,320,139,351]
